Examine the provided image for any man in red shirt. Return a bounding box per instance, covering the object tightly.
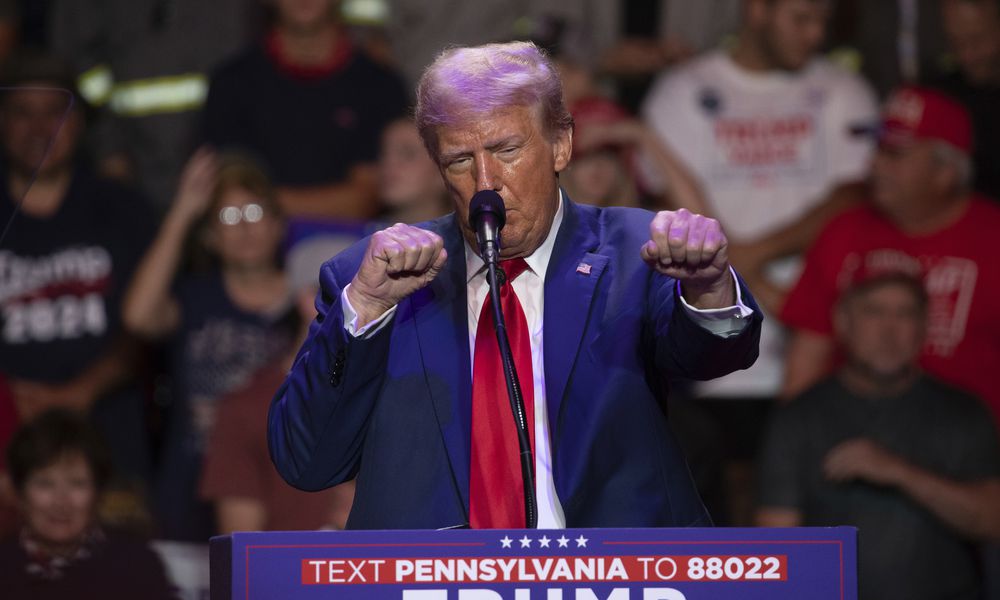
[781,86,1000,427]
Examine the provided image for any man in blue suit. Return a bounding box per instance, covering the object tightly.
[268,41,763,530]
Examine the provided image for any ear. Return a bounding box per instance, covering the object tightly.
[932,161,959,195]
[552,127,573,173]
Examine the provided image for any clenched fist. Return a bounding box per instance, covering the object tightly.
[640,208,735,309]
[347,224,448,326]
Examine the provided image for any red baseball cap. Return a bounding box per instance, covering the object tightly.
[570,96,632,157]
[877,86,972,153]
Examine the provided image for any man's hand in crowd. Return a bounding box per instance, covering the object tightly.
[641,208,735,309]
[347,223,447,326]
[823,438,909,487]
[574,119,649,153]
[10,378,94,422]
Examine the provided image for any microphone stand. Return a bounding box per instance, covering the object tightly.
[481,239,538,529]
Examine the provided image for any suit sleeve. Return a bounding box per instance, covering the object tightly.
[650,270,763,380]
[267,259,393,491]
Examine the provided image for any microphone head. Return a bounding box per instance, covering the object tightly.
[468,190,506,231]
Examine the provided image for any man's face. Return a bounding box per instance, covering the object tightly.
[433,105,572,259]
[942,0,1000,86]
[870,140,946,218]
[752,0,829,71]
[835,282,926,380]
[274,0,337,31]
[0,88,80,178]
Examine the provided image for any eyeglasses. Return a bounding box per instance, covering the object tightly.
[218,203,265,225]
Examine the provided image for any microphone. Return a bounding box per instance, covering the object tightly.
[469,190,506,270]
[466,189,538,528]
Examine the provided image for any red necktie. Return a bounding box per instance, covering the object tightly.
[469,258,534,529]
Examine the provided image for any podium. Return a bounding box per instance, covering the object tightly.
[211,527,856,599]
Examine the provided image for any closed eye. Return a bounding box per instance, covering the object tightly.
[446,156,472,170]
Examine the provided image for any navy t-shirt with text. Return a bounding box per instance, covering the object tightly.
[0,167,153,383]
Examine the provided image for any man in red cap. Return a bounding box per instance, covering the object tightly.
[780,86,1000,429]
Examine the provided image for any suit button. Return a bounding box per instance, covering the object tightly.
[330,353,344,387]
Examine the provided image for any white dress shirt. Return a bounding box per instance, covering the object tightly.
[342,192,753,528]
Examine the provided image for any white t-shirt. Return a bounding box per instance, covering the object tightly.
[641,50,878,397]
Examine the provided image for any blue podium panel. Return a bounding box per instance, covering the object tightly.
[211,527,856,600]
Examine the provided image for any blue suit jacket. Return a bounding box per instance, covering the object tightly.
[268,197,762,529]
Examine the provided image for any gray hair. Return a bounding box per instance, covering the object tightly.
[414,41,573,158]
[931,141,973,192]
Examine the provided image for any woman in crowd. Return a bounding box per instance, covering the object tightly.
[0,410,176,599]
[123,150,295,541]
[375,117,449,225]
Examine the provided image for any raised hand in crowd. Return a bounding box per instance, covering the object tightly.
[170,146,220,225]
[122,147,218,338]
[599,37,694,77]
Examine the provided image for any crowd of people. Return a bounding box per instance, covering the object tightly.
[0,0,998,598]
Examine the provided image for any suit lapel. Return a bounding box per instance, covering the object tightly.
[408,215,473,516]
[543,197,607,435]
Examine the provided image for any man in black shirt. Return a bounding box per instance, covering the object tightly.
[0,53,154,482]
[203,0,407,220]
[757,273,1000,600]
[930,0,1000,201]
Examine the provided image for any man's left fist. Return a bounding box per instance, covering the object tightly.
[641,208,734,308]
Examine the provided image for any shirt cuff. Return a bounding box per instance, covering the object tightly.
[676,265,754,338]
[342,284,397,339]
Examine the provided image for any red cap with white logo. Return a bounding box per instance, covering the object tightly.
[879,86,973,153]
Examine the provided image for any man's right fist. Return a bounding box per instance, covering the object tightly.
[346,224,448,326]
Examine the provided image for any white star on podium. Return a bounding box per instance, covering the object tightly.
[575,535,589,548]
[557,535,570,548]
[519,535,532,548]
[500,536,513,548]
[538,535,551,548]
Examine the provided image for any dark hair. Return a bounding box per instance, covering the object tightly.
[190,152,284,236]
[839,272,929,312]
[0,50,85,111]
[949,0,1000,12]
[6,410,113,494]
[187,152,285,272]
[210,153,282,215]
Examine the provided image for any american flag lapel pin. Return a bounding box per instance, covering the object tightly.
[576,262,592,276]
